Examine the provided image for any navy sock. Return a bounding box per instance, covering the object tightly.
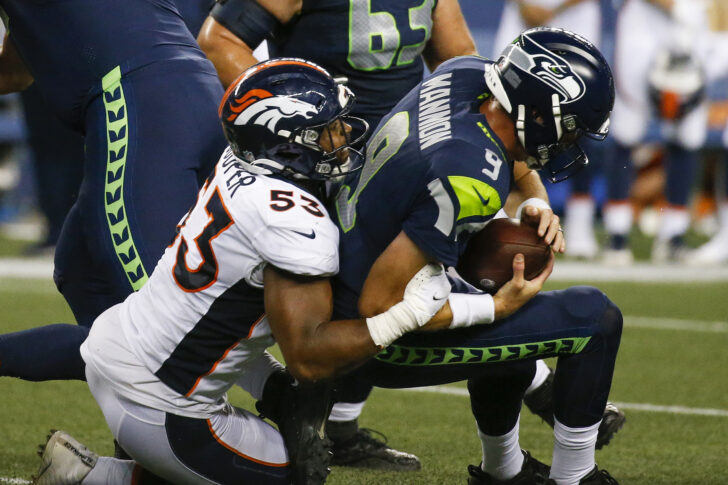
[665,144,698,206]
[606,142,633,201]
[0,324,89,381]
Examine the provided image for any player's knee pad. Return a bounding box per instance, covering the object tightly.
[597,297,623,352]
[560,286,610,321]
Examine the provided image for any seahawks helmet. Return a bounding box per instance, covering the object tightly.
[485,28,615,182]
[219,58,367,181]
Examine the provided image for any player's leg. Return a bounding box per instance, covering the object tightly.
[687,146,728,264]
[653,103,708,262]
[72,363,291,485]
[0,204,97,382]
[65,62,226,314]
[466,360,552,485]
[358,286,623,483]
[563,139,601,260]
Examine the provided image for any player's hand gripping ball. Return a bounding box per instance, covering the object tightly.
[456,218,551,293]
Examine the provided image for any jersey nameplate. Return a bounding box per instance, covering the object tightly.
[419,73,452,150]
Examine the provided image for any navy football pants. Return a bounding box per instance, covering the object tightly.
[355,286,623,432]
[0,60,226,381]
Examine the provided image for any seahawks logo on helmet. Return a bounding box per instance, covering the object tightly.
[514,34,586,104]
[227,89,320,134]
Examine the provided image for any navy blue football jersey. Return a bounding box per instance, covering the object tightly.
[274,0,436,129]
[0,0,210,129]
[332,56,513,319]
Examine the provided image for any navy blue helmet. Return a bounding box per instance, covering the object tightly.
[485,28,615,182]
[219,58,367,181]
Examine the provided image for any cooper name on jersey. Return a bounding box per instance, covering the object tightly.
[419,73,453,150]
[220,147,256,197]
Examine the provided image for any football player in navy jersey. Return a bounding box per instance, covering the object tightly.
[0,0,227,381]
[321,28,621,484]
[196,1,596,470]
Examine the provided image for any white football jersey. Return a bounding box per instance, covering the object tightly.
[82,147,339,418]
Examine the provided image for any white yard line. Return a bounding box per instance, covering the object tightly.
[625,316,728,333]
[399,386,728,417]
[0,478,30,484]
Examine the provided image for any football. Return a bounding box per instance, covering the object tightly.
[456,218,551,293]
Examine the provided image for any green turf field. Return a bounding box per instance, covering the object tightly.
[1,276,727,485]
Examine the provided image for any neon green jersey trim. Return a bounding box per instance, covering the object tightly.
[376,337,592,366]
[102,66,149,291]
[447,175,502,221]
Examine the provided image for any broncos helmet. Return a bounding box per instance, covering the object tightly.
[485,28,615,182]
[219,58,367,181]
[648,46,705,121]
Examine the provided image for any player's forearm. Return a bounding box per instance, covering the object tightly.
[423,0,477,72]
[282,319,381,383]
[514,165,549,202]
[197,18,259,88]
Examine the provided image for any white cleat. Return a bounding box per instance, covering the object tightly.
[685,230,728,265]
[651,237,688,264]
[33,430,97,485]
[602,248,633,266]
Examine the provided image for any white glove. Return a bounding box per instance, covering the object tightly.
[366,263,450,348]
[400,263,451,326]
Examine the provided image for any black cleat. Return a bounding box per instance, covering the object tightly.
[545,465,619,484]
[467,450,550,485]
[330,427,421,471]
[595,403,625,450]
[256,370,333,485]
[524,368,625,449]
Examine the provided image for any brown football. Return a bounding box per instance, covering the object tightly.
[456,218,551,293]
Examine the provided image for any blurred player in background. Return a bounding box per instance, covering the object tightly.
[0,0,226,381]
[604,0,710,263]
[686,1,728,265]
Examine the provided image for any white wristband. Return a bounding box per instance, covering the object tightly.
[448,293,495,329]
[366,300,420,348]
[515,197,551,220]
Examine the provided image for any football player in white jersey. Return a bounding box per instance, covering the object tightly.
[605,0,711,263]
[32,59,453,485]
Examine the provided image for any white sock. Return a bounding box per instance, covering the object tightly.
[550,418,599,485]
[235,351,284,400]
[604,202,633,236]
[656,206,690,241]
[82,457,135,485]
[328,401,366,422]
[719,201,728,230]
[565,197,595,230]
[478,417,524,481]
[525,360,550,395]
